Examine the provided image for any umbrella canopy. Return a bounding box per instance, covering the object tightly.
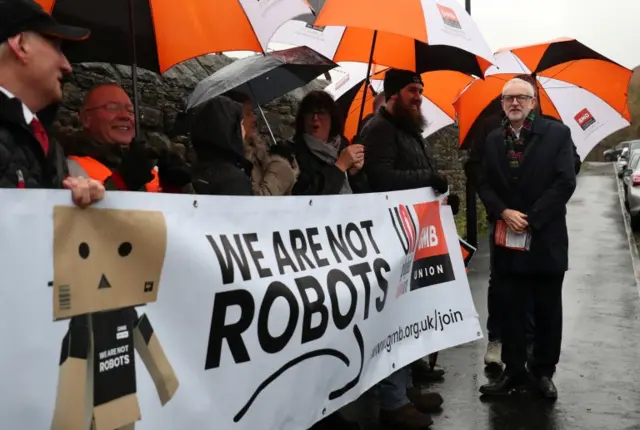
[36,0,312,73]
[186,46,337,111]
[324,62,473,141]
[281,0,495,76]
[454,38,632,158]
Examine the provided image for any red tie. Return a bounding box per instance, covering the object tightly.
[31,118,49,155]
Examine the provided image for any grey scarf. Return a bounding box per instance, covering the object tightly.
[303,133,352,194]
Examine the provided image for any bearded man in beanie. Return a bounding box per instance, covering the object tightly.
[361,69,449,194]
[360,68,451,429]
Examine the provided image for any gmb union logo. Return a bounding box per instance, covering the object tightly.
[437,4,462,29]
[575,108,596,131]
[333,73,351,91]
[305,23,326,32]
[389,201,456,297]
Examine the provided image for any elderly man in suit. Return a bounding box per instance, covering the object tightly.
[477,77,577,400]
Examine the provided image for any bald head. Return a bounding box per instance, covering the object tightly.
[502,78,535,98]
[80,84,135,145]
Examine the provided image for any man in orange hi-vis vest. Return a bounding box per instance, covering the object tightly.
[63,84,190,193]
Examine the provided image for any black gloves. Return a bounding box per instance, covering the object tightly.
[447,193,460,215]
[116,139,158,191]
[157,149,191,189]
[430,173,449,194]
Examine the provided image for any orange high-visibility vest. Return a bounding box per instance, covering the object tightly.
[67,155,161,192]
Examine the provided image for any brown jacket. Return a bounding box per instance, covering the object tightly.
[244,135,300,196]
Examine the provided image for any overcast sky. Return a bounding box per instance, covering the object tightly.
[229,0,639,70]
[458,0,639,69]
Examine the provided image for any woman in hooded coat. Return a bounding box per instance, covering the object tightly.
[190,96,253,196]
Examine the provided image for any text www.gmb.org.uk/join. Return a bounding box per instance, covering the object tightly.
[370,308,464,359]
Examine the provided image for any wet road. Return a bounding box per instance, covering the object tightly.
[429,163,640,429]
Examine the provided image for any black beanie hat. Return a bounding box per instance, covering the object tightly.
[383,69,423,101]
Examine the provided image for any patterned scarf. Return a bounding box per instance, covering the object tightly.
[502,111,536,172]
[303,133,353,194]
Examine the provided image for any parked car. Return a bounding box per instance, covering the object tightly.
[605,141,631,161]
[617,139,640,164]
[617,147,630,170]
[623,154,640,230]
[621,152,640,194]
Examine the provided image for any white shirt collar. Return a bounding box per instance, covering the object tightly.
[0,86,36,124]
[510,125,523,138]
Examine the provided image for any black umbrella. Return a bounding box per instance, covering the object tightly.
[187,46,337,110]
[186,46,337,142]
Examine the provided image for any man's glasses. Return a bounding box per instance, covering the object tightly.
[84,102,135,115]
[502,95,534,103]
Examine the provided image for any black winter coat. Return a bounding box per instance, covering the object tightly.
[190,96,253,196]
[291,134,369,195]
[0,92,67,189]
[465,112,582,185]
[478,116,577,275]
[360,107,439,192]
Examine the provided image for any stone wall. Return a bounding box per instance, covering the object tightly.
[55,54,477,235]
[429,125,487,234]
[55,54,325,155]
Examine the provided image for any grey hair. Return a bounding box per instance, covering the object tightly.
[502,78,535,97]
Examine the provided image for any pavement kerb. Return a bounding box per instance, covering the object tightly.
[613,163,640,295]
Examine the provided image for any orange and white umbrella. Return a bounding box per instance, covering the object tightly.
[37,0,312,73]
[324,62,474,141]
[454,38,632,158]
[271,0,495,76]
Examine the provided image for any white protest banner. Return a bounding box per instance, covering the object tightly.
[0,187,481,430]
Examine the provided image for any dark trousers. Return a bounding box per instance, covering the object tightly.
[487,269,535,342]
[499,273,565,378]
[486,226,534,342]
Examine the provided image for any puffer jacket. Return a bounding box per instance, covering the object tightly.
[360,107,439,192]
[244,135,300,196]
[190,96,253,196]
[0,92,67,188]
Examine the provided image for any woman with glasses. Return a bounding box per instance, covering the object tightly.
[291,90,368,196]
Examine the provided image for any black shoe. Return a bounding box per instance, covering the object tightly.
[479,372,527,396]
[312,412,361,430]
[536,376,558,400]
[412,360,445,384]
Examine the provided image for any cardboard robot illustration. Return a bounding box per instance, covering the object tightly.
[50,206,179,430]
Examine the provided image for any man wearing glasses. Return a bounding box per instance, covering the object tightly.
[64,83,190,193]
[476,77,577,400]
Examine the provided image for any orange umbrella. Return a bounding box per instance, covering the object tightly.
[36,0,311,136]
[36,0,312,73]
[325,64,474,141]
[454,38,632,158]
[311,0,495,76]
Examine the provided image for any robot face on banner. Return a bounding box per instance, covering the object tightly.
[52,206,168,320]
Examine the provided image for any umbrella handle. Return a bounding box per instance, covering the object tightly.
[355,30,378,137]
[128,0,141,138]
[248,83,277,146]
[257,104,277,146]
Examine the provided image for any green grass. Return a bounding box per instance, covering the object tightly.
[454,198,489,239]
